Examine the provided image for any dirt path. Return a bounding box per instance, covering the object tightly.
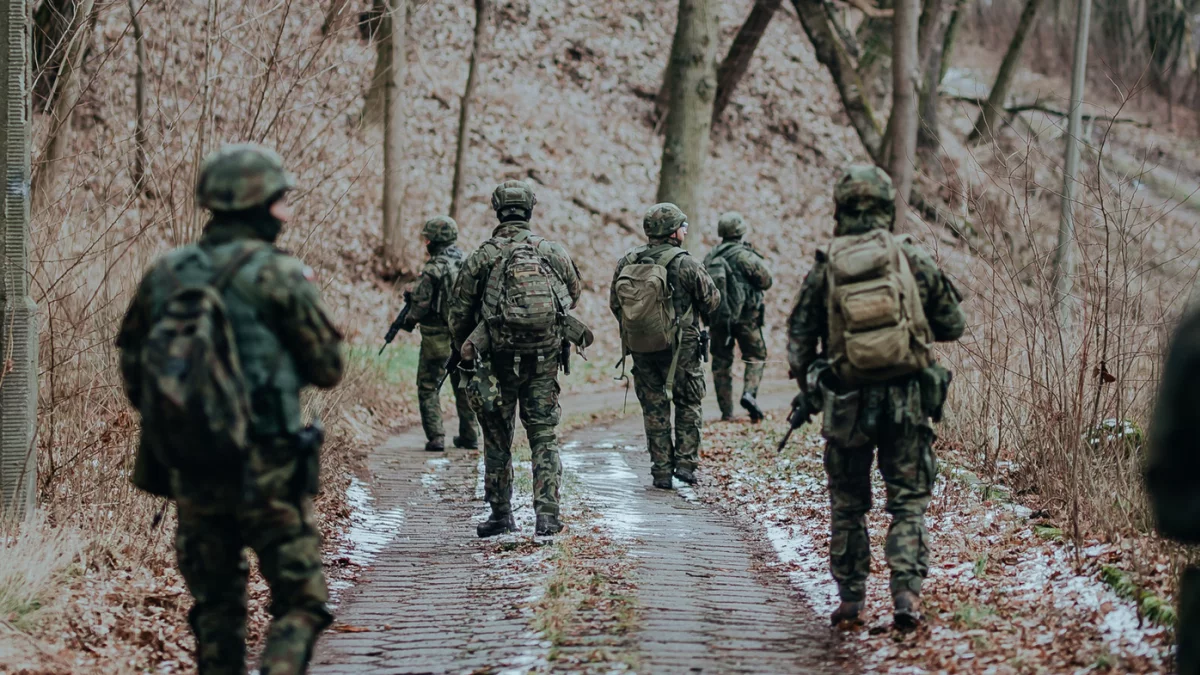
[314,384,848,673]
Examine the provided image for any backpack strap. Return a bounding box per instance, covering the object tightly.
[652,246,691,403]
[213,243,269,292]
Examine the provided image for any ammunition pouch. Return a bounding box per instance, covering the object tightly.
[464,358,500,415]
[564,313,594,349]
[819,381,869,447]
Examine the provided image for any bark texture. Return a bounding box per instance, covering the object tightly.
[450,0,488,220]
[380,0,409,266]
[712,0,782,123]
[967,0,1043,144]
[889,0,920,226]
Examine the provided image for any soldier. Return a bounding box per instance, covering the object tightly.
[116,144,344,674]
[787,165,964,631]
[704,211,774,422]
[448,180,583,538]
[611,203,720,489]
[1146,299,1200,674]
[398,216,478,452]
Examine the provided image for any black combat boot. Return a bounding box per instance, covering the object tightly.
[476,512,518,538]
[425,436,445,452]
[672,467,697,485]
[740,393,764,423]
[535,514,563,536]
[453,435,478,449]
[830,600,864,627]
[893,591,922,632]
[652,476,674,490]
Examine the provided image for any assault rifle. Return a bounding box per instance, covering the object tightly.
[379,291,414,355]
[776,394,815,453]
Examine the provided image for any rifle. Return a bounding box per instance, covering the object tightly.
[776,393,814,453]
[777,359,831,452]
[699,329,710,363]
[437,349,461,391]
[379,291,414,355]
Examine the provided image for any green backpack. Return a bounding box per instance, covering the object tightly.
[481,231,571,354]
[431,246,465,324]
[138,244,263,474]
[614,245,689,354]
[704,243,747,330]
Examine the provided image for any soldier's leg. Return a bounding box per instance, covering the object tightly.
[175,507,249,675]
[478,379,519,517]
[672,340,706,477]
[877,423,935,600]
[417,334,448,447]
[710,326,736,419]
[244,495,332,675]
[1178,566,1200,674]
[823,442,874,603]
[520,369,563,525]
[631,352,675,485]
[450,369,479,448]
[737,323,768,400]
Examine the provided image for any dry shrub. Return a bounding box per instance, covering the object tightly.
[0,512,83,630]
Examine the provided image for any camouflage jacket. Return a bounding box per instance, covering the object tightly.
[707,238,774,324]
[1147,299,1200,543]
[448,221,582,349]
[610,238,722,340]
[116,220,345,496]
[402,243,466,332]
[787,235,965,382]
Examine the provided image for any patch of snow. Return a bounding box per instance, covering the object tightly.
[561,449,646,538]
[342,477,405,569]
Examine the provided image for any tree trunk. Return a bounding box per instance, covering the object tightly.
[128,0,148,191]
[380,0,409,266]
[712,0,781,124]
[1055,0,1092,331]
[889,0,919,226]
[966,0,1044,144]
[916,0,946,151]
[449,0,488,220]
[790,0,884,161]
[364,0,397,128]
[32,0,82,111]
[656,0,718,251]
[31,0,94,213]
[938,0,968,83]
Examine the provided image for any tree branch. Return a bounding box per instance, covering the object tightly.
[948,95,1150,128]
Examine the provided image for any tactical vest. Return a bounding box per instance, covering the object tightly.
[825,230,933,385]
[426,245,465,326]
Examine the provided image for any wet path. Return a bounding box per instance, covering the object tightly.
[561,413,844,674]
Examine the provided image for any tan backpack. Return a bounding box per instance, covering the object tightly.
[826,230,933,384]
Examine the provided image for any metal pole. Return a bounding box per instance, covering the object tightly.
[1055,0,1092,330]
[1,0,37,521]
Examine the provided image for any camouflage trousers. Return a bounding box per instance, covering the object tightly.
[631,337,706,480]
[709,322,767,418]
[175,490,331,675]
[418,328,478,444]
[824,418,936,603]
[473,352,562,518]
[1179,566,1200,674]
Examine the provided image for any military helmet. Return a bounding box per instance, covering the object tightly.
[833,164,896,208]
[643,203,687,237]
[717,211,746,238]
[491,180,537,215]
[422,215,458,243]
[196,143,295,212]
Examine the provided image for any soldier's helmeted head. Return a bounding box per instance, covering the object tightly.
[491,180,537,223]
[196,143,296,242]
[643,203,688,242]
[833,164,896,236]
[422,215,458,246]
[717,211,747,240]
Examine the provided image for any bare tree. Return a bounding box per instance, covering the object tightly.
[31,0,94,212]
[32,0,87,110]
[938,0,968,83]
[656,0,718,251]
[450,0,489,220]
[364,0,401,128]
[915,0,947,150]
[380,0,409,266]
[322,0,354,35]
[128,0,148,192]
[712,0,782,124]
[889,0,919,225]
[1055,0,1092,330]
[966,0,1044,144]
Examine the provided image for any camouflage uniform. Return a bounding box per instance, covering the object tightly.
[787,166,964,622]
[611,204,721,486]
[1146,295,1200,674]
[401,216,478,450]
[705,212,774,420]
[448,181,581,535]
[117,145,344,675]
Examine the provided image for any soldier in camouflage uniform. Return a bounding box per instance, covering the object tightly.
[400,216,478,452]
[611,203,721,489]
[116,144,344,675]
[788,165,964,630]
[448,180,582,538]
[705,212,774,422]
[1147,298,1200,674]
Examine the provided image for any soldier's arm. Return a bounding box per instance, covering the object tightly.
[448,251,485,346]
[681,255,721,317]
[1147,309,1200,542]
[902,242,966,342]
[113,272,156,408]
[264,256,345,389]
[787,259,828,380]
[402,269,437,329]
[736,248,774,291]
[546,242,582,308]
